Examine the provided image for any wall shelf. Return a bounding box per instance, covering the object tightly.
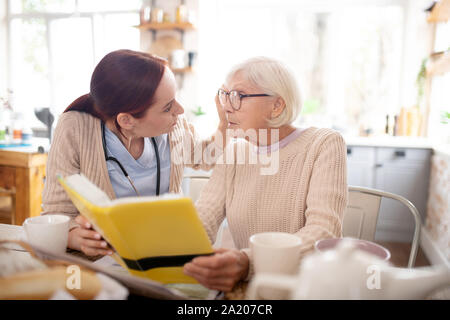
[427,0,450,23]
[423,0,450,137]
[171,66,194,74]
[135,22,195,31]
[137,2,197,89]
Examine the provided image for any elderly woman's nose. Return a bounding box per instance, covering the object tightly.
[222,99,235,112]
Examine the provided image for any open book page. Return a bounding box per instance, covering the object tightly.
[166,283,221,300]
[111,193,183,205]
[25,243,186,299]
[93,255,220,299]
[63,173,183,206]
[63,174,112,207]
[93,255,129,275]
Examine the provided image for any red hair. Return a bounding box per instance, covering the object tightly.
[65,50,167,129]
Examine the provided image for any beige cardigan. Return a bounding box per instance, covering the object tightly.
[42,111,216,229]
[195,127,348,278]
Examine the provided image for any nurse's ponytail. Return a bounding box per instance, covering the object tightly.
[64,93,102,119]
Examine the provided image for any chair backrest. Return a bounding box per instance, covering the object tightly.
[343,188,382,241]
[182,175,234,249]
[343,186,422,268]
[182,176,210,203]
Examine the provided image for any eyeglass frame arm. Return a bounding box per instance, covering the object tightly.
[217,89,271,110]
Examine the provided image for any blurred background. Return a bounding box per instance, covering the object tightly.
[0,0,448,141]
[0,0,449,265]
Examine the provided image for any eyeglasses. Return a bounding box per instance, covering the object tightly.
[217,89,271,111]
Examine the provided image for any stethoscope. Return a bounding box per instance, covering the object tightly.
[101,122,160,196]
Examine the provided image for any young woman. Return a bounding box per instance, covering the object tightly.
[42,49,226,257]
[183,57,348,292]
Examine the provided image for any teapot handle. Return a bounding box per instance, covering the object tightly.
[246,273,297,299]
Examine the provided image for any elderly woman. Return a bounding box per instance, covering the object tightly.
[183,57,348,292]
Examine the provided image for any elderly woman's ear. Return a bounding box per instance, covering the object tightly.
[271,97,286,119]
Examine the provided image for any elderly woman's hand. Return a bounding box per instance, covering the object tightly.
[183,248,249,292]
[215,93,228,131]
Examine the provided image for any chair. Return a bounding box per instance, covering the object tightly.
[182,175,236,248]
[182,175,210,203]
[343,186,422,268]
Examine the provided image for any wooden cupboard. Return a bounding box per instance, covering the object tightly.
[0,149,47,225]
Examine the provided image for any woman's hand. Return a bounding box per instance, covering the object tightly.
[183,248,249,292]
[67,215,113,256]
[215,94,228,131]
[215,93,229,149]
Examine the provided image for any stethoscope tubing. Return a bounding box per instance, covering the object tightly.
[101,121,160,196]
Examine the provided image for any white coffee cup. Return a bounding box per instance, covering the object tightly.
[249,232,302,299]
[23,215,70,255]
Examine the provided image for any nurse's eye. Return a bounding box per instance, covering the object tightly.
[164,103,173,112]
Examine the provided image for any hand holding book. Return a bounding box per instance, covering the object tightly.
[68,215,114,257]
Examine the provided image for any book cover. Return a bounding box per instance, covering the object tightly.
[57,174,214,284]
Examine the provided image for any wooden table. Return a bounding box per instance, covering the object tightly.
[0,149,47,225]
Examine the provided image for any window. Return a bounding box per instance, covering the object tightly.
[197,0,405,136]
[430,20,450,144]
[6,0,141,121]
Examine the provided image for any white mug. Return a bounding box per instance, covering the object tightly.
[23,215,70,255]
[170,49,186,69]
[249,232,302,299]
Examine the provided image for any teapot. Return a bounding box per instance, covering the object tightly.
[246,239,450,299]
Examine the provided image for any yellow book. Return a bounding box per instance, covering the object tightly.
[57,173,213,285]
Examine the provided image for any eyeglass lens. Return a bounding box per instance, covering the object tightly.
[218,90,240,110]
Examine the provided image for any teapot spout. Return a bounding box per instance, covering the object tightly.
[384,265,450,299]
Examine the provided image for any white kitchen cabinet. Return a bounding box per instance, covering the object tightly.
[346,147,376,188]
[346,145,431,242]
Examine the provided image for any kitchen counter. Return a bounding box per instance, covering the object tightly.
[0,137,50,153]
[344,135,434,149]
[433,144,450,159]
[344,135,450,157]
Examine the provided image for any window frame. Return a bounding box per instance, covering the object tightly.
[197,0,410,132]
[5,0,139,113]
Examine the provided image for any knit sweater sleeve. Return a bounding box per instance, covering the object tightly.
[41,112,81,230]
[295,131,348,258]
[180,117,223,172]
[194,163,227,245]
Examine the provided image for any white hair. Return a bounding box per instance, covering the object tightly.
[225,56,302,127]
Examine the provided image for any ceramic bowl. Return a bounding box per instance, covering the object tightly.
[315,237,391,261]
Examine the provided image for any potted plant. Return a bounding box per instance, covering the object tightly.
[441,111,450,124]
[416,58,428,107]
[191,106,206,117]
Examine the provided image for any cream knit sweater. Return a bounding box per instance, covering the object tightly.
[195,127,348,277]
